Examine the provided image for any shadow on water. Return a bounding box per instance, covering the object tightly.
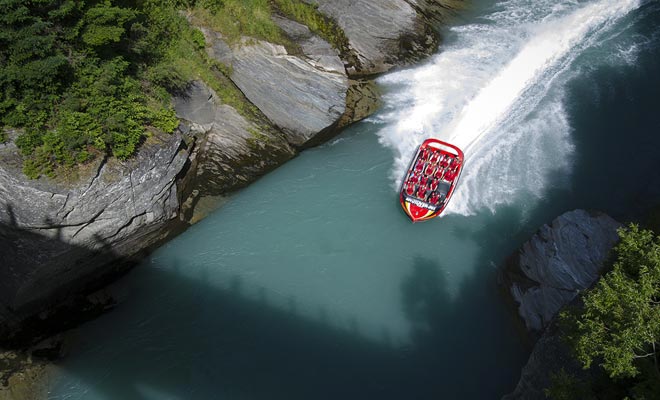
[52,262,414,400]
[46,210,537,400]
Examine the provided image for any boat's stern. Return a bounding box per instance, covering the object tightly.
[400,195,441,222]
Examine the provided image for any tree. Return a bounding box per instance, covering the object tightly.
[571,224,660,379]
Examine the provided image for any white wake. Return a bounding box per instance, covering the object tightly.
[375,0,640,215]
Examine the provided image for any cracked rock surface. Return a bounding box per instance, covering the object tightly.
[305,0,436,74]
[203,25,348,146]
[173,80,295,196]
[502,209,621,331]
[0,131,188,316]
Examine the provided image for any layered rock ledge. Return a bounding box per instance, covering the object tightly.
[501,210,622,400]
[501,209,621,332]
[0,130,189,341]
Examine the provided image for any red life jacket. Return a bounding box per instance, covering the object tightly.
[440,157,449,167]
[406,184,415,195]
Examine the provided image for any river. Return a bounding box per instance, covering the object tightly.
[48,0,660,399]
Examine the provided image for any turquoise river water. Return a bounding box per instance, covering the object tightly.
[49,0,660,399]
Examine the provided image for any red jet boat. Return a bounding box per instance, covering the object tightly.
[399,139,464,222]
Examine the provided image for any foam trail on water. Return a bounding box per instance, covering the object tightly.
[375,0,640,215]
[448,0,639,152]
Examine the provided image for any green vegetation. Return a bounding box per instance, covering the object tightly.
[0,0,184,178]
[549,224,660,399]
[0,0,346,179]
[273,0,350,54]
[189,0,283,45]
[572,224,660,379]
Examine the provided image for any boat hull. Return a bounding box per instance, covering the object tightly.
[399,139,464,222]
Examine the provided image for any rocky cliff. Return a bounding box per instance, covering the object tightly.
[501,210,622,400]
[501,209,621,332]
[0,129,189,341]
[0,1,460,343]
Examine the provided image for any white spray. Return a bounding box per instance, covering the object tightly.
[375,0,640,215]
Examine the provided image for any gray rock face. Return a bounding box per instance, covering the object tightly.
[173,80,295,196]
[272,15,345,74]
[204,28,348,146]
[407,0,464,23]
[306,0,436,74]
[503,210,621,331]
[0,131,188,316]
[502,210,622,400]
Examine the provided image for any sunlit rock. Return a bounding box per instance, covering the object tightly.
[306,0,438,74]
[203,28,348,147]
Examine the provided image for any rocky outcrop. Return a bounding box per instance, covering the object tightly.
[173,80,295,204]
[204,23,348,146]
[501,210,622,400]
[407,0,464,23]
[306,0,439,75]
[501,209,621,332]
[0,130,189,334]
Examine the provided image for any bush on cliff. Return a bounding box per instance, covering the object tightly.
[1,0,338,178]
[273,0,350,54]
[0,0,182,178]
[551,224,660,399]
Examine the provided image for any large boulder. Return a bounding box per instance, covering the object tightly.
[501,210,622,399]
[173,80,295,199]
[306,0,439,75]
[407,0,464,23]
[501,209,621,332]
[0,130,189,333]
[204,27,348,147]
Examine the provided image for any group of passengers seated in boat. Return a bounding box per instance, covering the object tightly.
[403,147,461,206]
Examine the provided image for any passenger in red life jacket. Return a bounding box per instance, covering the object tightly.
[426,164,437,177]
[420,148,429,160]
[406,183,415,196]
[409,172,420,185]
[434,167,444,180]
[444,167,457,181]
[430,179,439,192]
[440,155,450,168]
[416,186,427,200]
[429,191,440,205]
[420,175,429,187]
[430,151,440,164]
[415,159,425,172]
